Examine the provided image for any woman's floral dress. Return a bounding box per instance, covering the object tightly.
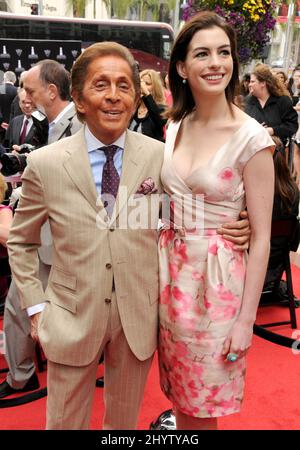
[158,118,274,418]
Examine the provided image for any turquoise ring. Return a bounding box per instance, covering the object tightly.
[227,353,238,363]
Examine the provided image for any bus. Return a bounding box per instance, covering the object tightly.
[0,12,174,76]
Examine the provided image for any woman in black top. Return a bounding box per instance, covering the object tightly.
[129,69,167,142]
[262,137,300,298]
[245,64,298,147]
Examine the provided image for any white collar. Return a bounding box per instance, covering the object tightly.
[49,102,74,127]
[84,125,126,153]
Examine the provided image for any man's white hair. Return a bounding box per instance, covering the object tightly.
[3,71,16,85]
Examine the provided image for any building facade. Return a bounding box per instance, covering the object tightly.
[0,0,108,19]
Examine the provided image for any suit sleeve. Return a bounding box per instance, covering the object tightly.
[7,154,49,309]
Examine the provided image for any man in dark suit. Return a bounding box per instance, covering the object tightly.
[4,88,36,149]
[0,71,17,143]
[9,71,28,122]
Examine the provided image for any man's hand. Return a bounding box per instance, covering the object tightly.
[30,312,41,343]
[217,210,251,250]
[12,144,22,152]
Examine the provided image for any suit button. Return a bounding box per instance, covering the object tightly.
[106,263,112,269]
[105,298,111,304]
[109,228,114,232]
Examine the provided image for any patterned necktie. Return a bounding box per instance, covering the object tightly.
[101,145,120,216]
[20,119,29,144]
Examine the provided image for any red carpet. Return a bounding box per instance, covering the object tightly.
[1,266,300,430]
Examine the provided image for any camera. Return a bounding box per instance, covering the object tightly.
[0,110,48,177]
[0,143,35,176]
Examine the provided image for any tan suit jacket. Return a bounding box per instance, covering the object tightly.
[7,128,164,366]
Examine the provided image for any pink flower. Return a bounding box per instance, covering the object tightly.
[174,341,188,358]
[159,229,175,249]
[208,241,218,255]
[160,284,171,305]
[219,168,234,181]
[168,304,182,320]
[173,238,188,262]
[217,283,236,302]
[204,294,211,309]
[192,271,205,282]
[209,304,237,321]
[172,286,194,307]
[206,385,223,401]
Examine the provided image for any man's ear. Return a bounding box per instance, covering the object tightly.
[48,83,59,101]
[72,91,85,114]
[176,61,187,81]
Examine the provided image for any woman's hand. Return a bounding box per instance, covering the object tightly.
[140,79,150,97]
[222,319,254,360]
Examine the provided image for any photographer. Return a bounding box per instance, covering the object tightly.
[0,109,49,179]
[0,60,82,399]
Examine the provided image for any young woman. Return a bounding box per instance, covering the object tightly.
[158,11,275,430]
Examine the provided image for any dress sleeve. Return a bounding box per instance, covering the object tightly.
[238,122,275,171]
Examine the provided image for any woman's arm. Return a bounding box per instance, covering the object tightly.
[142,94,167,129]
[0,206,13,247]
[222,148,274,357]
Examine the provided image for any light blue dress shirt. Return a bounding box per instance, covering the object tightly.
[85,125,125,193]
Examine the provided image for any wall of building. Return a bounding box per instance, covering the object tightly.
[3,0,108,19]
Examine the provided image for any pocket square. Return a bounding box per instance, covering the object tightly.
[135,177,158,195]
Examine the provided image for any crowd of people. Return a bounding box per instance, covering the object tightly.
[0,9,299,431]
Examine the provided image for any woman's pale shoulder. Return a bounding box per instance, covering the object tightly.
[232,105,252,123]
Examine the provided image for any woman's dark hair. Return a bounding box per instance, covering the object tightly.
[166,10,240,122]
[272,136,299,214]
[239,73,250,97]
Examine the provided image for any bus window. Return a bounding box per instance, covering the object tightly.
[0,14,174,74]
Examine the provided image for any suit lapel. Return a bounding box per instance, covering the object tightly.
[110,130,146,224]
[63,128,99,212]
[48,104,76,144]
[15,116,23,144]
[25,125,35,144]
